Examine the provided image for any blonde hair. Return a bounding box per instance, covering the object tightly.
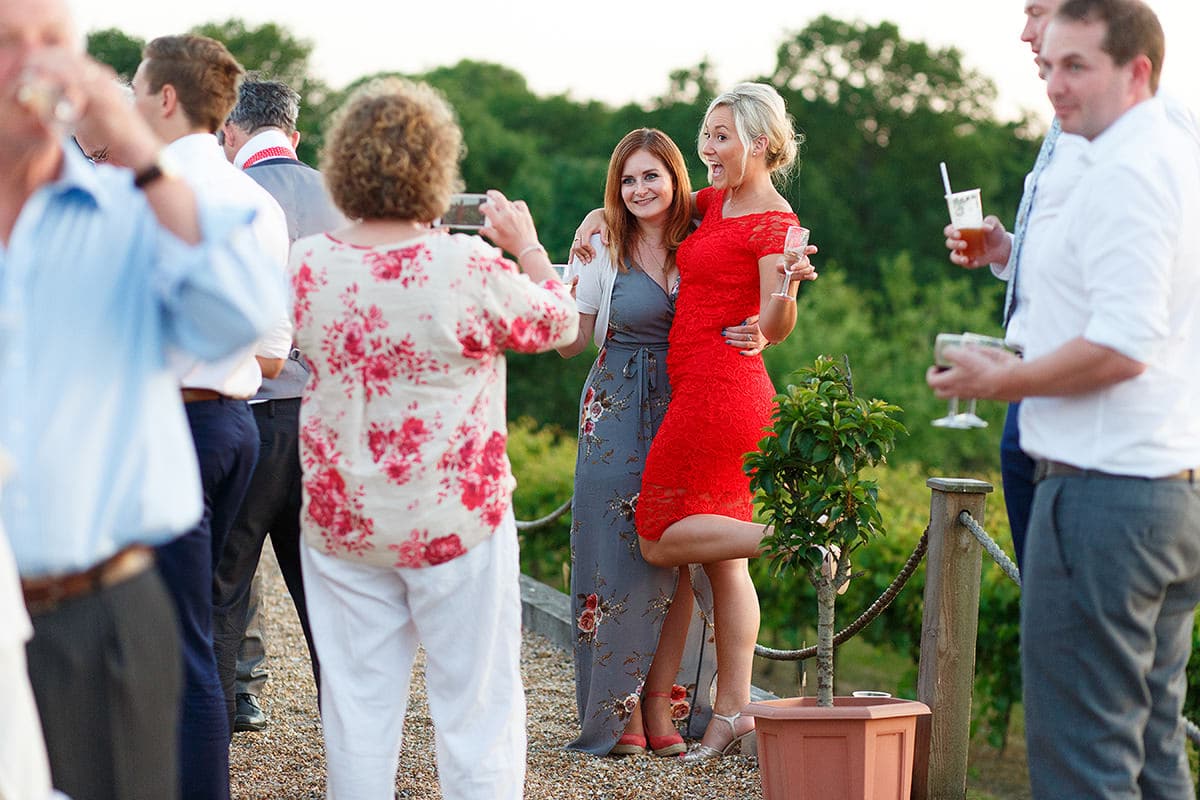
[698,82,800,185]
[320,77,464,222]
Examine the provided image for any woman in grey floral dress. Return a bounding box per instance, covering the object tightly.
[558,129,764,757]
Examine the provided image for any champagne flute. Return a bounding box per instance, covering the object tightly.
[931,333,973,429]
[773,225,811,297]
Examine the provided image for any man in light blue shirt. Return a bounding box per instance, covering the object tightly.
[0,0,285,796]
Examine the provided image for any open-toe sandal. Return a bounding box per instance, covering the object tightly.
[680,711,756,762]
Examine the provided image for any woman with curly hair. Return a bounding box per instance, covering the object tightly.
[290,77,578,798]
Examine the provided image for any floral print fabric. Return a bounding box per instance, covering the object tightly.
[291,231,577,568]
[567,265,716,754]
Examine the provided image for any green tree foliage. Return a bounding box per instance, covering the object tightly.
[747,356,906,705]
[767,258,1006,471]
[81,14,1092,753]
[86,28,145,81]
[764,15,1039,289]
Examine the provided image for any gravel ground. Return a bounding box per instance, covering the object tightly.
[230,549,763,799]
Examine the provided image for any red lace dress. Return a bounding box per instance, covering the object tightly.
[636,187,799,540]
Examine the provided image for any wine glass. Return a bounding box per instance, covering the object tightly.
[955,333,1012,428]
[773,225,811,297]
[931,333,973,429]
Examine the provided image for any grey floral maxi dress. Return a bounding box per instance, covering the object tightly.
[566,265,716,755]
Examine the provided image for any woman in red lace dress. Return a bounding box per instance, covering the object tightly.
[636,83,816,760]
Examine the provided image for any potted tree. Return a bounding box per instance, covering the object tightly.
[743,356,929,800]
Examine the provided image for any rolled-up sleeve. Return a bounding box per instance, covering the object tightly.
[1080,165,1176,364]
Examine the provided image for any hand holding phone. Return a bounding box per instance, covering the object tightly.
[435,193,488,230]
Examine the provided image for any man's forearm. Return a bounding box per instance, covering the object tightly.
[1005,337,1145,400]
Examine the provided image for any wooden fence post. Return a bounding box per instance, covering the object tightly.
[911,477,993,800]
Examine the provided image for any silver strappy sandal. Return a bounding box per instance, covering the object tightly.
[680,711,757,762]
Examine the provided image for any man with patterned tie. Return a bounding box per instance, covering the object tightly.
[212,78,344,735]
[931,1,1200,792]
[943,0,1089,570]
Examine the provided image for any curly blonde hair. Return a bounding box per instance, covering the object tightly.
[320,78,464,222]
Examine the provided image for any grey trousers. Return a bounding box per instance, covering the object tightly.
[1022,473,1200,800]
[26,567,182,800]
[235,568,268,696]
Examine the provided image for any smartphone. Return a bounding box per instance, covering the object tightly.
[436,193,488,230]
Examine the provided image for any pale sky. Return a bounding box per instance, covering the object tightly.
[70,0,1200,124]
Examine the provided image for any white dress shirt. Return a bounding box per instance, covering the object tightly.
[167,133,292,398]
[991,132,1090,352]
[1020,97,1200,476]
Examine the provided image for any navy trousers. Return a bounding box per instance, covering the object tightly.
[999,401,1035,571]
[213,397,319,731]
[155,398,258,800]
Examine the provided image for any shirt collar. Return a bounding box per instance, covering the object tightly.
[234,129,296,170]
[46,136,108,209]
[165,132,227,166]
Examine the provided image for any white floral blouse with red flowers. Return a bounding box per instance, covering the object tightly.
[291,230,578,568]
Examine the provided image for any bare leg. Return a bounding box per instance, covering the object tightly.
[619,702,644,739]
[699,558,758,748]
[640,515,768,568]
[642,567,694,741]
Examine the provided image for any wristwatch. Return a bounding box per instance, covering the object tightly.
[133,150,179,190]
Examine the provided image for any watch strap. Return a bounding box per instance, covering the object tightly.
[133,162,165,190]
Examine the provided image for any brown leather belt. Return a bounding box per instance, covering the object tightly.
[181,388,224,403]
[1034,459,1198,484]
[21,545,153,615]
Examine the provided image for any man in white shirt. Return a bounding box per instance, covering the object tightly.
[131,34,290,800]
[944,0,1090,571]
[928,1,1200,795]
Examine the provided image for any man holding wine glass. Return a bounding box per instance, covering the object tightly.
[929,1,1200,796]
[941,0,1091,570]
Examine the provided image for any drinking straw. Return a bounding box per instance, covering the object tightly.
[939,162,953,196]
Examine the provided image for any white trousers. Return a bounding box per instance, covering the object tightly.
[301,516,527,800]
[0,643,53,800]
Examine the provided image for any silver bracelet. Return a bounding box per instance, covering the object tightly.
[517,242,546,260]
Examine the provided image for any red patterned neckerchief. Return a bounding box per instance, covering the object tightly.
[242,146,297,169]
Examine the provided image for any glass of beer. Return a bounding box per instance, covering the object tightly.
[773,225,811,297]
[945,189,985,263]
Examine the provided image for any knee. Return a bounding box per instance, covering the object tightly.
[639,537,670,568]
[702,559,751,588]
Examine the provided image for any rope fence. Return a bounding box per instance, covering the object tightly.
[518,494,1200,747]
[515,496,572,532]
[754,527,929,661]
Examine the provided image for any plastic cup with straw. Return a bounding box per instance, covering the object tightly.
[940,162,985,263]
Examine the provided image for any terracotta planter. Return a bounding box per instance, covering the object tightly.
[745,696,931,800]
